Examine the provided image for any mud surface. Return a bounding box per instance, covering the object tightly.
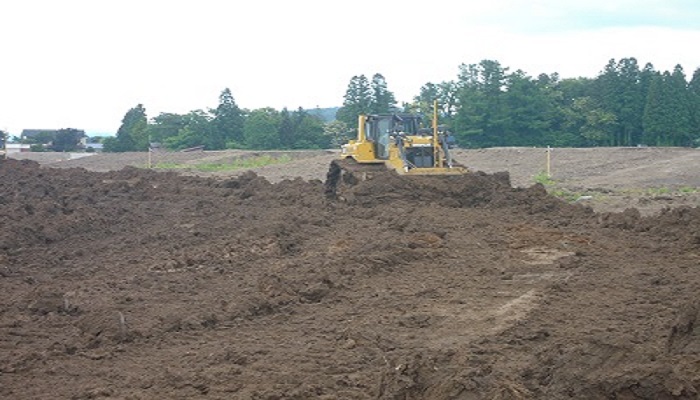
[1,155,699,399]
[14,147,700,215]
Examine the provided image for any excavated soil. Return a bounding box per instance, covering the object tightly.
[1,156,699,399]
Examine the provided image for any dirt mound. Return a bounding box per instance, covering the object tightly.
[1,158,699,399]
[325,159,591,218]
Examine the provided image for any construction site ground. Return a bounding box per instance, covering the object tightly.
[1,147,699,399]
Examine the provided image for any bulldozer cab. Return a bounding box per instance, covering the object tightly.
[365,114,424,159]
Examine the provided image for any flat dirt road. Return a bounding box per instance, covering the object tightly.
[1,148,699,399]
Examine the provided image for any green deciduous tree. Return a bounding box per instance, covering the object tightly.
[291,108,327,149]
[244,108,281,149]
[562,97,617,146]
[22,131,54,145]
[163,110,213,150]
[275,108,328,149]
[410,80,459,131]
[412,82,452,114]
[52,128,85,152]
[149,113,188,144]
[323,120,352,148]
[105,104,148,152]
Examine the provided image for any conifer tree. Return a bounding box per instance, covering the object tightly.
[689,68,700,144]
[212,88,244,149]
[335,75,372,129]
[369,73,396,114]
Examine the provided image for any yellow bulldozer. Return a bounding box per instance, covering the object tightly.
[325,102,467,197]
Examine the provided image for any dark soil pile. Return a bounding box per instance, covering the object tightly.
[1,158,698,399]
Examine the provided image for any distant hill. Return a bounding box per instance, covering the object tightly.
[305,107,339,123]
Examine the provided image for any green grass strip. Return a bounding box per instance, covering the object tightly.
[152,155,293,172]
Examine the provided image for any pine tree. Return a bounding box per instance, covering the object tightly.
[689,68,700,145]
[369,73,396,114]
[642,65,692,146]
[617,58,645,145]
[335,75,372,130]
[454,60,510,147]
[666,65,693,145]
[212,88,245,149]
[278,108,294,149]
[643,72,672,145]
[593,58,646,145]
[502,70,552,146]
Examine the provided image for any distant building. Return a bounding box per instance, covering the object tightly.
[85,143,104,152]
[5,144,31,153]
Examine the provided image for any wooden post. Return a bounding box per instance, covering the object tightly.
[2,130,7,160]
[546,146,552,178]
[147,136,152,168]
[433,100,440,167]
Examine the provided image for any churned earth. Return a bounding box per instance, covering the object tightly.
[1,148,699,399]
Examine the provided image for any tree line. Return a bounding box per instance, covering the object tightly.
[106,57,700,152]
[416,58,700,147]
[104,89,331,152]
[337,58,700,148]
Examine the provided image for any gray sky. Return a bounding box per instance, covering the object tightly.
[2,0,699,135]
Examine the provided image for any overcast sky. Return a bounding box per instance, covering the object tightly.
[2,0,699,135]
